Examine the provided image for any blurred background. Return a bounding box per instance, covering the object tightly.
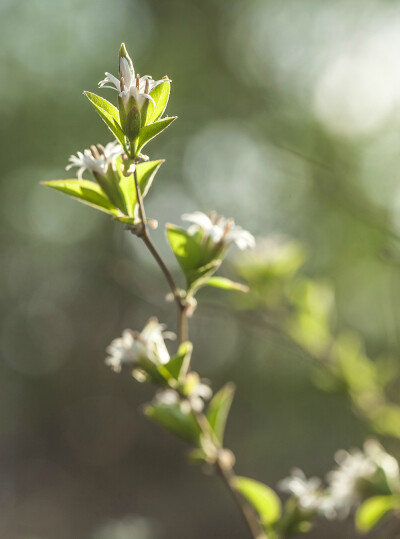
[2,0,400,537]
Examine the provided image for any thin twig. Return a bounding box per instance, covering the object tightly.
[216,462,267,539]
[131,164,265,538]
[189,406,266,538]
[132,166,188,343]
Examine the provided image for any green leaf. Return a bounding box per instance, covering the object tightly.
[136,116,177,153]
[207,383,235,444]
[204,277,249,293]
[356,495,400,533]
[94,170,128,214]
[235,477,282,527]
[119,160,164,217]
[165,341,193,380]
[41,179,119,215]
[84,92,126,148]
[187,261,222,292]
[166,224,205,280]
[144,403,201,445]
[166,225,225,290]
[137,357,171,386]
[143,80,171,125]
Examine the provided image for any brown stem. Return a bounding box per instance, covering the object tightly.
[131,166,263,538]
[217,462,267,539]
[190,408,267,539]
[132,166,188,343]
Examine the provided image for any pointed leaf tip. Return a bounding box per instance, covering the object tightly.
[42,179,119,215]
[204,276,249,293]
[119,43,128,57]
[207,382,235,444]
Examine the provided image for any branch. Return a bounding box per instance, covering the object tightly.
[131,165,266,538]
[132,166,188,343]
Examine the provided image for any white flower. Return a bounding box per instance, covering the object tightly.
[105,318,174,373]
[66,141,124,180]
[182,211,255,250]
[189,382,213,412]
[99,56,168,111]
[364,439,400,488]
[278,468,334,517]
[155,382,212,413]
[325,439,397,517]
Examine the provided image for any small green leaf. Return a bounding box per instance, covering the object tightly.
[144,403,201,445]
[114,215,136,225]
[137,357,171,386]
[143,81,171,125]
[119,159,164,216]
[235,477,282,526]
[136,116,177,153]
[187,261,222,292]
[165,341,193,380]
[166,224,204,279]
[94,170,127,214]
[84,92,126,148]
[166,225,224,289]
[41,179,119,215]
[207,383,235,444]
[204,277,249,293]
[356,495,400,533]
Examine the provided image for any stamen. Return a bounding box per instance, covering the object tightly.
[223,219,234,238]
[90,145,100,159]
[120,74,125,92]
[97,144,105,156]
[136,74,140,91]
[215,215,224,227]
[144,78,150,94]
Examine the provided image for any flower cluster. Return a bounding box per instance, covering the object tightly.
[99,50,167,112]
[278,468,335,518]
[66,141,124,180]
[327,440,400,516]
[105,318,212,412]
[182,211,256,251]
[105,318,173,373]
[155,382,212,413]
[278,440,400,524]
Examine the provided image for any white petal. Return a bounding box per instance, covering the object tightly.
[119,57,134,89]
[182,211,213,232]
[227,229,256,250]
[99,72,121,92]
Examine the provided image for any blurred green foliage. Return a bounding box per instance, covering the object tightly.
[4,0,400,538]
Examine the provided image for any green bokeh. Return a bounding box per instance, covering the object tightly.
[2,0,400,537]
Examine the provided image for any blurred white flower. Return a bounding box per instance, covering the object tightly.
[364,439,400,488]
[94,515,153,539]
[155,381,212,413]
[182,211,255,250]
[326,450,375,516]
[326,440,399,517]
[105,318,174,373]
[278,468,334,518]
[99,56,168,111]
[188,382,212,412]
[66,141,123,180]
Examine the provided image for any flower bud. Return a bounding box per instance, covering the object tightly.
[119,42,134,72]
[118,93,141,143]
